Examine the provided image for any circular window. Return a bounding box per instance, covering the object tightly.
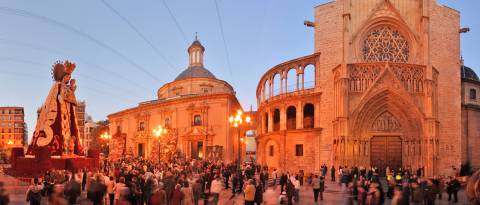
[362,26,409,63]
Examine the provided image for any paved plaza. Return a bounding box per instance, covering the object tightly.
[1,174,470,205]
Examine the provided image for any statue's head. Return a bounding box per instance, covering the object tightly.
[51,60,76,82]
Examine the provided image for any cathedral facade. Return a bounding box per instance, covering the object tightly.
[255,0,480,176]
[108,39,242,162]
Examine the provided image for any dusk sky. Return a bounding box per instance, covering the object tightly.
[0,0,478,141]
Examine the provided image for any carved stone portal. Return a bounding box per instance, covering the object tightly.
[371,112,401,132]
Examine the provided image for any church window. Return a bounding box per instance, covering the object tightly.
[363,26,409,63]
[165,118,171,127]
[295,144,304,156]
[138,122,145,131]
[193,115,202,126]
[269,145,274,156]
[470,88,476,100]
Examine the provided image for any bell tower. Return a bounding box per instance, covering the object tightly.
[188,34,205,67]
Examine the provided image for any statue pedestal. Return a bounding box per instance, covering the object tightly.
[9,148,99,177]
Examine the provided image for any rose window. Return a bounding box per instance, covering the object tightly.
[362,26,409,63]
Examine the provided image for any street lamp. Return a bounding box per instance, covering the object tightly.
[152,125,167,163]
[229,109,251,169]
[100,132,112,155]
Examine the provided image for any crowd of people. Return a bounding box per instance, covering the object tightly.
[11,154,480,205]
[22,152,269,205]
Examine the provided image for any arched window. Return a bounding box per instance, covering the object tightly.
[264,79,270,100]
[273,109,280,131]
[470,88,477,100]
[286,106,296,130]
[193,115,202,126]
[264,112,269,133]
[273,73,281,96]
[165,118,171,128]
[363,26,409,63]
[286,68,297,92]
[304,65,315,89]
[303,103,314,129]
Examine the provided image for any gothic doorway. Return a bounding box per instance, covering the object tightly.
[370,136,402,175]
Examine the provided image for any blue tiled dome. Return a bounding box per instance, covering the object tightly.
[461,65,479,81]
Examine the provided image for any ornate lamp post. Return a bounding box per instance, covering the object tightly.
[100,132,112,155]
[152,125,167,163]
[229,110,251,169]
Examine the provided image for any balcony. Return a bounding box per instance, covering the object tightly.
[257,53,320,105]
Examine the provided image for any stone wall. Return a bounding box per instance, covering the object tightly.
[430,4,461,174]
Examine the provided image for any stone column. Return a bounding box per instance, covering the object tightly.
[280,106,286,131]
[297,101,303,129]
[296,74,299,91]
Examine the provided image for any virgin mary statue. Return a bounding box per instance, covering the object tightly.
[27,60,84,156]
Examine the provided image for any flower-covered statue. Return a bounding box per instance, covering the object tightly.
[27,60,84,156]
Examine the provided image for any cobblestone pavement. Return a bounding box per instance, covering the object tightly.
[2,174,470,205]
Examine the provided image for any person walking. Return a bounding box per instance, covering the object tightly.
[319,176,325,201]
[231,173,238,194]
[447,176,461,203]
[82,169,87,191]
[170,184,185,205]
[181,182,194,205]
[151,186,167,205]
[272,169,278,187]
[312,175,321,203]
[244,180,256,205]
[210,176,223,205]
[331,166,336,182]
[90,175,107,205]
[115,177,130,205]
[411,182,424,205]
[280,173,288,193]
[223,168,231,189]
[0,182,9,205]
[192,179,202,205]
[106,176,115,205]
[64,175,81,205]
[255,179,264,205]
[286,180,295,205]
[26,178,43,205]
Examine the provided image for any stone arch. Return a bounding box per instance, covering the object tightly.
[350,88,423,137]
[303,103,315,129]
[303,64,315,89]
[286,106,296,130]
[273,73,281,96]
[286,68,297,92]
[273,108,280,131]
[264,79,270,100]
[349,88,424,170]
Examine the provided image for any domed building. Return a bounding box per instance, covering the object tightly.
[255,0,479,175]
[461,63,480,170]
[108,38,242,162]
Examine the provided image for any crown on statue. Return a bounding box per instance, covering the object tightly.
[64,60,76,74]
[51,60,76,81]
